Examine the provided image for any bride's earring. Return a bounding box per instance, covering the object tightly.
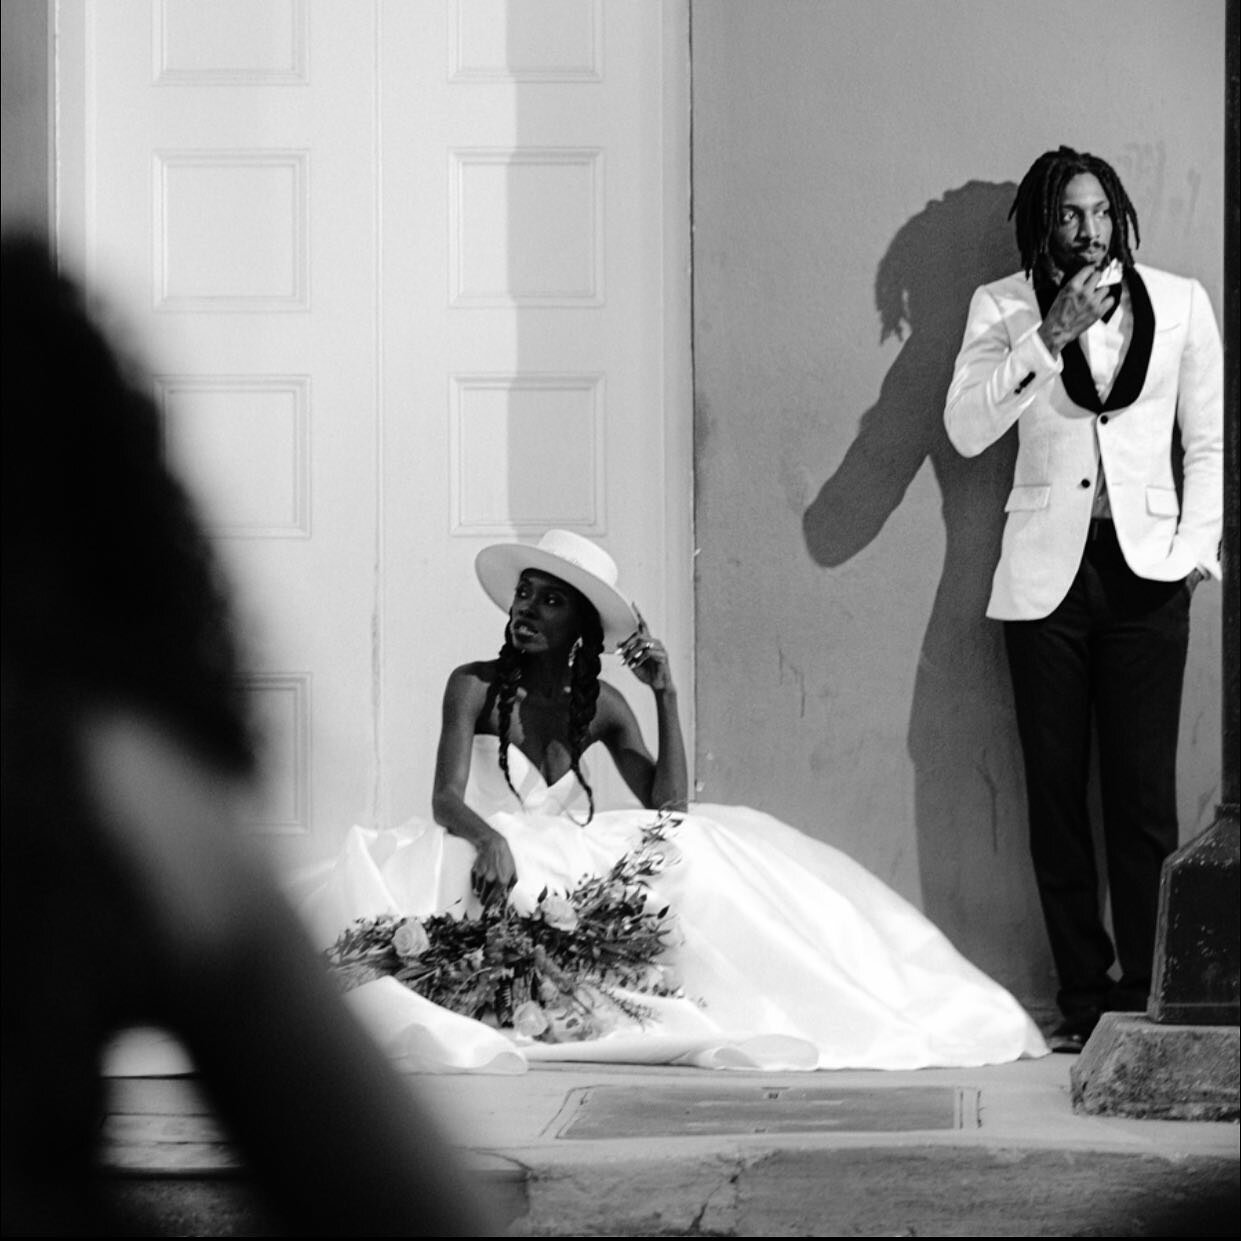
[567,636,582,669]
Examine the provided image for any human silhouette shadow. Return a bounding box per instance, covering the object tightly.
[803,181,1049,1002]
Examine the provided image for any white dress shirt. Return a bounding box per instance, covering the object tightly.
[1078,283,1134,518]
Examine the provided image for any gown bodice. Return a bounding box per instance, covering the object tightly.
[466,735,591,819]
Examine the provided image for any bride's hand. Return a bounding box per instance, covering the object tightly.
[471,831,517,907]
[620,605,673,693]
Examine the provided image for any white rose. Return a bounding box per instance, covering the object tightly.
[544,1008,586,1043]
[391,918,430,960]
[578,986,619,1035]
[512,1000,550,1038]
[658,964,683,993]
[538,893,579,933]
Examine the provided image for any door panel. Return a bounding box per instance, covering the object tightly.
[56,0,691,866]
[58,0,380,860]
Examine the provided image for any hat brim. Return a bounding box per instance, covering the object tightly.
[475,542,638,650]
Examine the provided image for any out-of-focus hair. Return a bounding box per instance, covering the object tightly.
[1,237,254,773]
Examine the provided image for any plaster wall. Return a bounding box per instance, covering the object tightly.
[691,0,1226,1013]
[1,0,51,234]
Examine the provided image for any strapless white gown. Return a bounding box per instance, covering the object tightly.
[295,737,1047,1073]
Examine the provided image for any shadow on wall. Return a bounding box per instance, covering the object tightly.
[802,181,1051,1002]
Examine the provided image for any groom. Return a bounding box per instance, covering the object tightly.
[943,146,1223,1052]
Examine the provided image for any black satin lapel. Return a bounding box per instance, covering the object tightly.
[1058,341,1103,412]
[1103,268,1154,411]
[1035,279,1102,412]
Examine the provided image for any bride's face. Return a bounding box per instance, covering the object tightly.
[509,570,586,656]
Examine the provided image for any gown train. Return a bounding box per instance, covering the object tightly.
[294,737,1048,1073]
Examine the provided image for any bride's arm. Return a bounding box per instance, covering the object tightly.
[600,623,688,812]
[431,664,517,903]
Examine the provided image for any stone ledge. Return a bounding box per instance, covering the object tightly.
[509,1145,1239,1237]
[1071,1012,1240,1120]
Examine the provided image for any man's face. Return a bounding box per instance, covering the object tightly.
[1049,172,1114,278]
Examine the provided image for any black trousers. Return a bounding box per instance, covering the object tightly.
[1004,519,1190,1019]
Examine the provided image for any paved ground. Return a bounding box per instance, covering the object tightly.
[102,1034,1238,1237]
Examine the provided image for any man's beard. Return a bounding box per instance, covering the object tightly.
[1058,245,1109,279]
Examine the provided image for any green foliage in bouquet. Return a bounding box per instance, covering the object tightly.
[325,813,686,1043]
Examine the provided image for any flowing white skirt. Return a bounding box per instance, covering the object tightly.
[293,739,1048,1075]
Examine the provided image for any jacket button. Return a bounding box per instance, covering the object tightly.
[1079,479,1091,488]
[1100,414,1109,424]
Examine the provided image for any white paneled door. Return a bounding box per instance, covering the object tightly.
[56,0,692,869]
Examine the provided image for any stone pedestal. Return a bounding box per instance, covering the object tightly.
[1072,813,1240,1119]
[1070,1012,1240,1121]
[1149,817,1240,1024]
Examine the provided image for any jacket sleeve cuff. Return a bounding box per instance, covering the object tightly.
[1003,325,1062,402]
[1198,552,1223,581]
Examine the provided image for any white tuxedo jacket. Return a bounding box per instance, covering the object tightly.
[944,263,1223,620]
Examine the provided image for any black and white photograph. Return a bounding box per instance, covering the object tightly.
[3,1,1235,1235]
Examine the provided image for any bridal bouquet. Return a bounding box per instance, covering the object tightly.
[325,813,686,1043]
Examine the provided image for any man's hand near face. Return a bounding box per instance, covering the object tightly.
[1037,263,1116,357]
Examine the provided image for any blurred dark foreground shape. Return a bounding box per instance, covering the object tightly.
[0,236,497,1237]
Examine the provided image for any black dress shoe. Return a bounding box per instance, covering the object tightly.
[1048,1027,1087,1054]
[1048,1011,1100,1054]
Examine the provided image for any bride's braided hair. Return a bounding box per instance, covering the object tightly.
[493,633,524,804]
[493,601,605,824]
[565,606,604,823]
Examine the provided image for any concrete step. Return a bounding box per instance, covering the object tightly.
[101,1053,1239,1236]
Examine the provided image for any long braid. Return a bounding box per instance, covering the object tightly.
[1009,146,1140,279]
[494,626,524,805]
[565,607,605,824]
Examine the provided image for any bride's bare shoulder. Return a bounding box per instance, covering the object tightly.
[443,660,496,704]
[594,679,640,729]
[449,658,497,681]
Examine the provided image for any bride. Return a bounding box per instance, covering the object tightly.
[299,530,1048,1072]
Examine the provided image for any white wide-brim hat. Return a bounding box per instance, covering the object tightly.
[475,529,638,650]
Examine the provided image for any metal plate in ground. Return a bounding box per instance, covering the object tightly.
[554,1084,978,1139]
